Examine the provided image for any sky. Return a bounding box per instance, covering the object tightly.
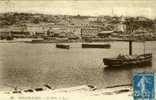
[0,0,155,19]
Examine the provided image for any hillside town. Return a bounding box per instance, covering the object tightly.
[0,12,156,42]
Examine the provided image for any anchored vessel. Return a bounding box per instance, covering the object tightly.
[82,43,110,48]
[56,44,70,49]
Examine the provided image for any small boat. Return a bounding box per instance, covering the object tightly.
[34,88,44,91]
[56,44,70,49]
[23,89,34,93]
[82,43,110,48]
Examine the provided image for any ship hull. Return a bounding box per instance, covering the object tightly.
[56,44,70,49]
[82,43,110,48]
[103,53,152,67]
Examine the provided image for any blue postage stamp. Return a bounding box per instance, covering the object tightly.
[133,72,155,100]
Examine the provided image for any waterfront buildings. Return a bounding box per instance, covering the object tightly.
[0,14,155,41]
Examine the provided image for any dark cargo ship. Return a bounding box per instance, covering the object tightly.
[82,43,110,48]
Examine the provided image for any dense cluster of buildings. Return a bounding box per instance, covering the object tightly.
[0,14,156,41]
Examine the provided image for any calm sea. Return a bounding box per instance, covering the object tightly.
[0,41,155,91]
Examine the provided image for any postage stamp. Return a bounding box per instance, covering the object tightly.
[133,72,155,100]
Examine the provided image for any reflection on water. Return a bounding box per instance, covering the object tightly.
[0,41,155,91]
[103,64,153,87]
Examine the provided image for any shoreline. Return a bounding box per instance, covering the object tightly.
[0,84,132,100]
[0,38,156,43]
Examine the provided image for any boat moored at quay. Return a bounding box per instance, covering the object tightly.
[56,44,70,49]
[82,43,111,48]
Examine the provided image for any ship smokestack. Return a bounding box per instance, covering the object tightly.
[129,40,132,55]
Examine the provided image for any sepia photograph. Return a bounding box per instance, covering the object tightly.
[0,0,156,100]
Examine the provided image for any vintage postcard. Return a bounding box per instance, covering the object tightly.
[0,0,155,100]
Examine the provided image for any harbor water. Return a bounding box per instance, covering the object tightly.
[0,41,155,91]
